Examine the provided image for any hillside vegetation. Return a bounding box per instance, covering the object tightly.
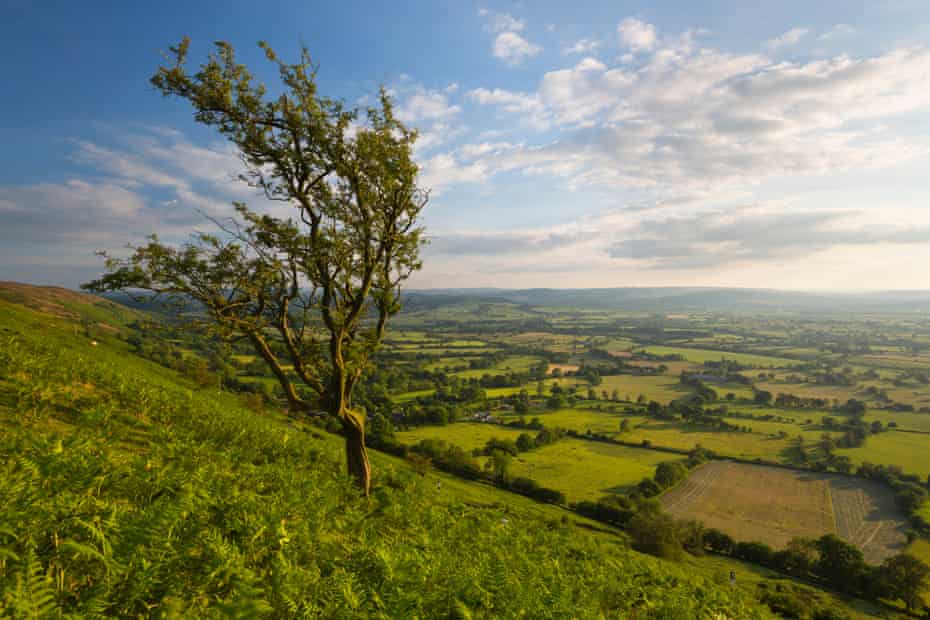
[0,284,771,618]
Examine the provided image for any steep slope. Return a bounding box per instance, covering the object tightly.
[0,284,773,618]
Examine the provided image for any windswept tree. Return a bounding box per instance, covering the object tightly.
[84,38,427,495]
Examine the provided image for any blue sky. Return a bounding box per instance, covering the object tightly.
[2,0,930,290]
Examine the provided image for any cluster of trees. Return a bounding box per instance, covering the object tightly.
[368,418,567,504]
[392,403,464,427]
[630,398,754,433]
[754,582,856,620]
[573,450,712,545]
[679,373,719,403]
[477,427,566,460]
[703,359,750,375]
[854,462,930,517]
[772,392,832,409]
[808,369,858,386]
[706,531,930,612]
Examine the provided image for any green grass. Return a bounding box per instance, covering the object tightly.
[0,289,774,619]
[391,388,436,403]
[682,554,892,620]
[639,345,799,368]
[396,423,528,451]
[754,380,861,405]
[838,431,930,478]
[500,406,629,435]
[866,410,930,433]
[720,416,837,442]
[452,354,543,379]
[397,418,679,504]
[591,374,693,403]
[623,419,794,460]
[509,439,677,503]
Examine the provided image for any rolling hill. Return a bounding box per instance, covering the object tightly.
[0,282,773,618]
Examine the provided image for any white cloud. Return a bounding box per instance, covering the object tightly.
[458,141,518,159]
[820,24,857,40]
[766,27,809,50]
[419,153,488,192]
[467,87,550,129]
[0,179,149,244]
[563,38,600,55]
[458,33,930,199]
[478,9,525,33]
[539,58,629,125]
[396,87,462,123]
[493,31,542,65]
[608,205,930,268]
[618,18,657,52]
[392,83,466,155]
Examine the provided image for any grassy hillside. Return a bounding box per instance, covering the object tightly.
[0,284,772,618]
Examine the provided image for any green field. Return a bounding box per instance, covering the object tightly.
[509,439,677,502]
[397,418,681,503]
[593,374,694,403]
[500,406,629,435]
[640,346,799,368]
[867,410,930,433]
[396,422,528,451]
[838,431,930,478]
[624,419,794,460]
[452,354,543,379]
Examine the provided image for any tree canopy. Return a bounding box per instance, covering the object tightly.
[84,38,428,494]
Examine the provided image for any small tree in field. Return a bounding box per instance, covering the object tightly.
[84,38,427,495]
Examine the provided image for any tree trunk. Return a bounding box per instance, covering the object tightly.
[343,411,371,496]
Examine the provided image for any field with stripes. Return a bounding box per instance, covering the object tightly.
[661,461,908,563]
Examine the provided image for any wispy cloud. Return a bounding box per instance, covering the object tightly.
[477,9,525,33]
[608,207,930,268]
[766,27,809,50]
[820,24,857,40]
[563,38,600,55]
[455,32,930,199]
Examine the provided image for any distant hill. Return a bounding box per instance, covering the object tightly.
[76,282,930,316]
[405,287,930,313]
[0,280,147,328]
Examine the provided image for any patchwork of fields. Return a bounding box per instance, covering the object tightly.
[661,461,908,563]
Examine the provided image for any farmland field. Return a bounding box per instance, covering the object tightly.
[396,422,528,451]
[838,431,930,478]
[639,346,799,368]
[509,439,678,502]
[662,461,908,563]
[624,420,794,460]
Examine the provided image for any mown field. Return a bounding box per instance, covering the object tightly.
[662,461,909,564]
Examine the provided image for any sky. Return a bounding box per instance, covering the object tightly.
[2,0,930,291]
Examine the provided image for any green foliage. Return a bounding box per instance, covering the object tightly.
[0,316,772,618]
[654,461,689,489]
[85,38,431,494]
[877,553,930,611]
